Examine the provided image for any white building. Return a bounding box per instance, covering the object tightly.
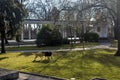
[21,18,114,40]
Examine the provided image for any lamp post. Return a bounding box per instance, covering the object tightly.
[80,20,85,51]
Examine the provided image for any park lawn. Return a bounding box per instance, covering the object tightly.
[3,42,98,51]
[111,40,118,48]
[0,49,120,80]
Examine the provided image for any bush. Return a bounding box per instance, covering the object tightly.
[50,28,63,46]
[84,32,99,42]
[62,38,70,44]
[36,24,63,47]
[16,34,21,42]
[36,24,52,46]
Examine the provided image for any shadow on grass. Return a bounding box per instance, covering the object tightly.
[0,57,9,61]
[33,60,51,63]
[53,51,69,62]
[81,49,120,68]
[32,51,68,64]
[33,51,69,73]
[18,52,33,57]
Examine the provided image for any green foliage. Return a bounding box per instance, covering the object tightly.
[84,32,99,42]
[62,38,70,44]
[0,0,26,53]
[36,24,52,46]
[0,0,27,38]
[51,28,62,46]
[16,34,21,42]
[36,24,62,46]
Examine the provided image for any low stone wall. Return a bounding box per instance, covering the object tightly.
[0,68,19,80]
[19,71,65,80]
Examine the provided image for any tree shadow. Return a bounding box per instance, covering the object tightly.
[18,52,33,57]
[33,60,51,63]
[81,49,120,68]
[42,60,50,63]
[52,51,69,62]
[96,54,120,67]
[32,51,69,73]
[0,57,9,61]
[32,60,41,63]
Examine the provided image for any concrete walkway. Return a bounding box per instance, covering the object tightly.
[1,39,117,52]
[6,43,117,53]
[18,72,64,80]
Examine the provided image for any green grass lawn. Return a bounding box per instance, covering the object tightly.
[2,42,98,51]
[111,40,118,48]
[0,49,120,80]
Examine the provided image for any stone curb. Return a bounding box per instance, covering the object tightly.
[0,68,19,80]
[19,71,66,80]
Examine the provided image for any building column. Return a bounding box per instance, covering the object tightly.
[36,24,39,34]
[28,24,31,39]
[21,24,24,41]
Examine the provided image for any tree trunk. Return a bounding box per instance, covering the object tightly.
[115,40,120,56]
[114,19,120,56]
[1,30,6,53]
[0,15,6,53]
[114,0,120,56]
[5,36,9,45]
[69,25,73,48]
[0,24,6,53]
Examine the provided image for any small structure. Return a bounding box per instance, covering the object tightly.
[0,68,19,80]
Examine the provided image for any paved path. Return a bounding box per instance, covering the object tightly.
[18,72,64,80]
[1,40,117,52]
[7,43,117,53]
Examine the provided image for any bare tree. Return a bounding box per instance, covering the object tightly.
[24,0,120,55]
[24,0,71,20]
